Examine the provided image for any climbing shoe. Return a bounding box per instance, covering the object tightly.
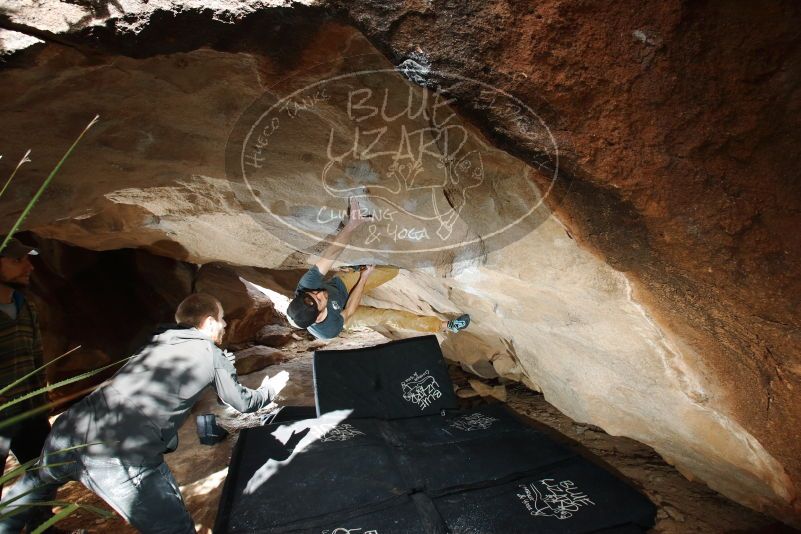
[447,314,471,333]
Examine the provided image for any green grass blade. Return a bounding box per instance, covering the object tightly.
[0,356,127,417]
[0,484,49,514]
[0,457,39,487]
[0,362,119,414]
[0,345,81,397]
[0,442,101,486]
[65,502,113,518]
[0,381,100,431]
[0,405,52,432]
[0,149,31,201]
[30,502,80,534]
[0,499,113,523]
[0,115,98,254]
[0,500,113,522]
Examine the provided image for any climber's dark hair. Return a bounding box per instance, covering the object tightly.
[175,293,222,328]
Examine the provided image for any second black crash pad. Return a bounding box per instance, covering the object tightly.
[214,404,656,533]
[313,335,458,419]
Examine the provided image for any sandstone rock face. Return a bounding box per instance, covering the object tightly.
[1,0,799,525]
[16,236,290,402]
[195,262,287,345]
[467,378,506,403]
[23,234,195,402]
[233,345,286,376]
[365,228,796,522]
[254,324,294,348]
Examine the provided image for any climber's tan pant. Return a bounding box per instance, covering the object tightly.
[337,266,444,334]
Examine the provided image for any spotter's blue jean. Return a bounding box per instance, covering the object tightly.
[0,430,194,534]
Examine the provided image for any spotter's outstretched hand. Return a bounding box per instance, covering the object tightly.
[263,370,290,398]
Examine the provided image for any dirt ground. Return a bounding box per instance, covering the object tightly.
[3,328,795,533]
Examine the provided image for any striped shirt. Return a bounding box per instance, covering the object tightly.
[0,291,46,422]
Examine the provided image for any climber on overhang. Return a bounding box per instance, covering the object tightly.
[286,197,470,340]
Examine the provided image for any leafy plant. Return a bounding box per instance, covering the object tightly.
[0,114,98,253]
[0,344,123,529]
[0,115,117,531]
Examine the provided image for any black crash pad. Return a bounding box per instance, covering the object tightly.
[434,457,657,533]
[262,405,318,425]
[313,335,458,419]
[214,405,656,533]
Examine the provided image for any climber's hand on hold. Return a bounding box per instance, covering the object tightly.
[361,264,376,277]
[344,197,372,231]
[316,197,372,275]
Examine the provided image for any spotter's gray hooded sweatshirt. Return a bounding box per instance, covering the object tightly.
[51,326,273,465]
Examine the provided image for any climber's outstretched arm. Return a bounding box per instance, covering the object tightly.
[315,197,370,276]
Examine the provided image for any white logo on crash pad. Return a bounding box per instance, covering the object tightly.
[322,527,379,534]
[317,423,365,442]
[401,370,442,410]
[449,413,499,431]
[516,478,595,520]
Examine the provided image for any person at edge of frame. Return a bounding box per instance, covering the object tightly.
[0,292,290,534]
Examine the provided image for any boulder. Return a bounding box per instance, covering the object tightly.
[1,1,799,525]
[195,263,287,346]
[255,324,294,348]
[20,234,195,405]
[233,346,287,376]
[455,387,480,399]
[468,379,507,403]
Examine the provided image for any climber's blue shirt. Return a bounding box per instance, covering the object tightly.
[296,266,348,340]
